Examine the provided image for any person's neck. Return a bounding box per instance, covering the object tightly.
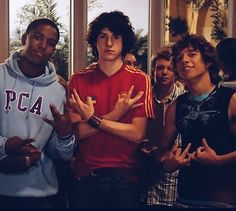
[98,59,123,77]
[18,56,45,78]
[187,80,215,96]
[185,72,216,96]
[155,83,174,102]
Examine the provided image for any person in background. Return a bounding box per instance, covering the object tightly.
[140,44,185,207]
[67,10,154,208]
[124,52,138,68]
[160,34,236,208]
[216,37,236,88]
[0,18,75,208]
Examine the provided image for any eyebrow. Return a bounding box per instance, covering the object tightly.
[33,31,58,43]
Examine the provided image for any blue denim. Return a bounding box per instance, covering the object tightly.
[71,172,141,208]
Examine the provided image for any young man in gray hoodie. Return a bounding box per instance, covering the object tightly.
[0,18,75,208]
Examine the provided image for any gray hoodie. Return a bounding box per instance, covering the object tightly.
[0,51,75,197]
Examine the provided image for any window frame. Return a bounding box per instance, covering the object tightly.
[1,0,236,75]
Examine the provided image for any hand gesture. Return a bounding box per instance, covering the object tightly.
[0,155,41,174]
[43,103,72,137]
[139,139,158,157]
[112,85,144,120]
[162,142,191,172]
[69,89,95,121]
[191,138,220,166]
[5,136,41,156]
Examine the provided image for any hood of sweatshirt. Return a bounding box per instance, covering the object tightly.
[5,51,57,85]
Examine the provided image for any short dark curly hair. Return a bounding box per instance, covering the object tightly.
[26,18,60,42]
[171,34,221,85]
[87,10,135,59]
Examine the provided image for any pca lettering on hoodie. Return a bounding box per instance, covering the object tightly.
[5,89,43,116]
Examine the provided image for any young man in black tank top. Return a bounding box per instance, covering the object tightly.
[159,34,236,208]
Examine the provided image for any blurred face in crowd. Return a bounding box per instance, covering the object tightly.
[155,58,175,86]
[124,53,137,68]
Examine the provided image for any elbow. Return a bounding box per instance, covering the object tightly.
[130,131,145,143]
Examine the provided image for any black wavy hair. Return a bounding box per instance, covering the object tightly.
[25,18,60,42]
[87,10,135,59]
[171,34,221,85]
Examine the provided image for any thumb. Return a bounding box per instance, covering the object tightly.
[86,96,93,106]
[201,138,209,148]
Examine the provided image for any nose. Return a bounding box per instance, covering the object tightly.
[39,40,47,50]
[182,53,190,63]
[106,37,113,47]
[162,67,168,74]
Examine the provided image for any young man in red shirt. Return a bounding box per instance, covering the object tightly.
[68,11,154,208]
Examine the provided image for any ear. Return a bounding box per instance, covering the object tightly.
[21,33,27,45]
[206,62,212,68]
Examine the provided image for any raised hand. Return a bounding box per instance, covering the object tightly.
[112,85,144,120]
[162,142,191,172]
[5,136,41,156]
[69,89,95,121]
[43,102,73,137]
[191,138,220,166]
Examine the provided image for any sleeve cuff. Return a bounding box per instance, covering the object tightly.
[57,134,75,147]
[0,137,8,160]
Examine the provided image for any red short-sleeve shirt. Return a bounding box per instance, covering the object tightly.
[68,63,154,178]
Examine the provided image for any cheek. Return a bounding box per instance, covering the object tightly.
[46,48,56,57]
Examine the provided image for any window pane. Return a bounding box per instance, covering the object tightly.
[165,0,229,45]
[87,0,149,72]
[9,0,70,80]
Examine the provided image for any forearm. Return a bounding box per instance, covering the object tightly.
[46,131,75,161]
[98,117,147,144]
[75,110,125,140]
[217,151,236,165]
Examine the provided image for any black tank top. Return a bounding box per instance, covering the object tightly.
[176,86,236,204]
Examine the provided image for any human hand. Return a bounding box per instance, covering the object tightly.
[69,89,95,121]
[5,136,41,156]
[139,140,158,157]
[43,102,73,137]
[0,154,41,174]
[112,85,144,120]
[162,142,191,172]
[191,138,220,166]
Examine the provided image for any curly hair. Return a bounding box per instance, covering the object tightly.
[171,34,221,85]
[87,10,135,59]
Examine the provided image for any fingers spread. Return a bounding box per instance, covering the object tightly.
[127,85,134,98]
[201,138,209,148]
[49,104,61,121]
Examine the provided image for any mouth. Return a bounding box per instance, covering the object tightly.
[104,50,115,53]
[183,66,192,71]
[161,77,169,82]
[34,50,45,58]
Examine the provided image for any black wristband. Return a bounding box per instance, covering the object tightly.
[87,114,102,129]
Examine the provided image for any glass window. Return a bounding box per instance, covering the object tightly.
[9,0,70,80]
[165,0,229,45]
